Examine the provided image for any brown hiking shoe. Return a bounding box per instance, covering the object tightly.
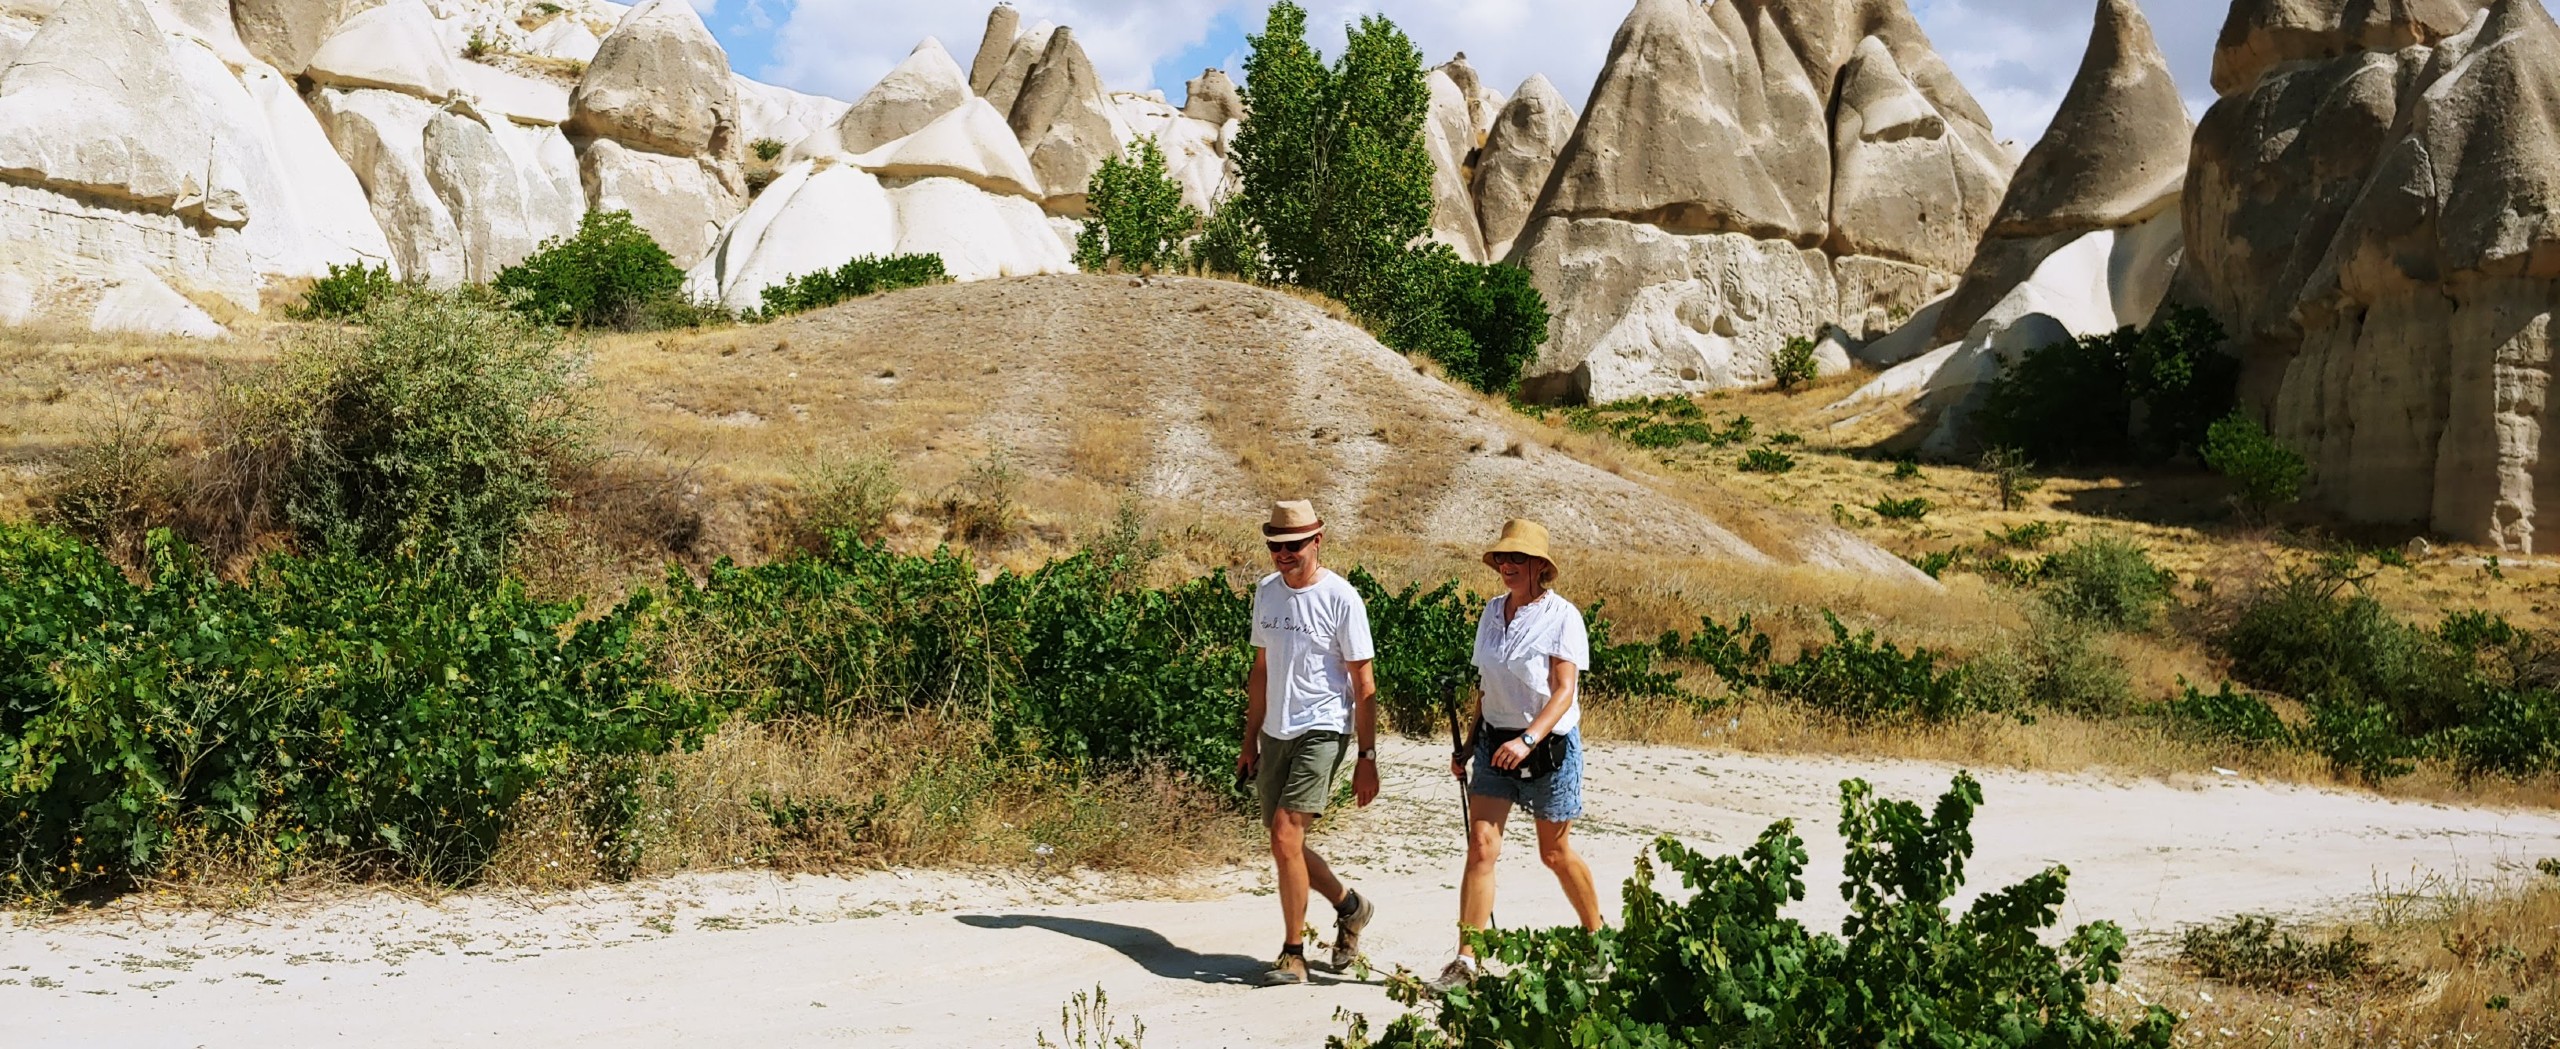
[1424,956,1478,995]
[1326,892,1375,972]
[1261,951,1309,986]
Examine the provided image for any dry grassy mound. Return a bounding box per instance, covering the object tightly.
[621,273,1924,579]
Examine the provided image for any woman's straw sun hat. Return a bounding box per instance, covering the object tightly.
[1483,518,1556,578]
[1263,500,1324,542]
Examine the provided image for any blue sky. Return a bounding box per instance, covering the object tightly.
[688,0,2557,145]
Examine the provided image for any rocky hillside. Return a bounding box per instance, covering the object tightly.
[6,0,2560,551]
[603,272,1928,580]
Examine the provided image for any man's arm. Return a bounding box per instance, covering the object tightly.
[1241,648,1268,774]
[1348,658,1379,806]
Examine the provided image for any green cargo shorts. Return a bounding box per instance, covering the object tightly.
[1256,730,1349,825]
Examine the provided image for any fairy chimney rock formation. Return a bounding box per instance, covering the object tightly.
[804,37,971,159]
[1423,67,1489,262]
[1512,0,2012,403]
[564,0,746,266]
[2186,0,2560,548]
[1006,26,1122,215]
[1472,74,1575,261]
[1933,0,2192,341]
[1181,68,1243,125]
[968,4,1020,95]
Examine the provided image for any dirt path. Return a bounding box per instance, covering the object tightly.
[11,738,2560,1048]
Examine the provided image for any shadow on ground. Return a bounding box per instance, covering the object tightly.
[955,914,1269,985]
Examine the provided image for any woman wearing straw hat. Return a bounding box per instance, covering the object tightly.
[1428,518,1603,992]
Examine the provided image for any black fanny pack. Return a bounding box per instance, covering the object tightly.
[1478,721,1569,780]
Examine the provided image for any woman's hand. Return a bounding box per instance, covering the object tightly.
[1449,748,1469,780]
[1493,738,1533,770]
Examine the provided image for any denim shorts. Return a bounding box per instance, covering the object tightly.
[1468,729,1584,822]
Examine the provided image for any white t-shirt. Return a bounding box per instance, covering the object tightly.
[1472,590,1590,736]
[1251,569,1376,740]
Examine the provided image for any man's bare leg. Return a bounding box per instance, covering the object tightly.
[1271,810,1340,945]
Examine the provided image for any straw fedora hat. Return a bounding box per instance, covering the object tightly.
[1262,500,1324,542]
[1483,518,1557,578]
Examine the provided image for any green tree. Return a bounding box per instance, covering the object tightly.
[1975,306,2238,465]
[2202,411,2309,521]
[1231,2,1434,312]
[1075,136,1201,273]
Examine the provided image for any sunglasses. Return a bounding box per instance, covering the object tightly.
[1489,552,1533,566]
[1266,537,1315,553]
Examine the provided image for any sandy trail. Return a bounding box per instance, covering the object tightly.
[10,738,2560,1048]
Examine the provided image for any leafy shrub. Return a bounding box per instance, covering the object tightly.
[35,409,175,566]
[1870,495,1931,521]
[1907,550,1954,578]
[1736,447,1795,474]
[233,288,592,579]
[2164,680,2294,747]
[2038,537,2173,630]
[791,452,901,549]
[290,261,396,320]
[2452,689,2560,780]
[1351,572,1478,736]
[492,210,690,329]
[1564,400,1755,449]
[1969,613,2136,716]
[2179,915,2403,994]
[1981,445,2044,510]
[1975,306,2238,465]
[1186,194,1264,278]
[2217,575,2476,738]
[1075,136,1201,274]
[1669,612,1974,723]
[0,526,704,894]
[1772,335,1818,391]
[1989,520,2069,548]
[1889,457,1922,481]
[1344,774,2175,1048]
[2202,412,2308,521]
[943,450,1022,544]
[751,137,785,162]
[757,253,948,319]
[1377,247,1551,395]
[2306,698,2419,782]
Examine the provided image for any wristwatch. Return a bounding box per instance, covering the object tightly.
[1358,748,1377,760]
[1520,731,1542,748]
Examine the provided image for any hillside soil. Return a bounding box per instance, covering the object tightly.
[7,737,2557,1048]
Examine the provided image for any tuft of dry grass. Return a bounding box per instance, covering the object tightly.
[2112,874,2560,1047]
[482,715,1252,891]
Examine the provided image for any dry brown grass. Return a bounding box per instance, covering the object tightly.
[482,714,1252,892]
[2109,875,2560,1047]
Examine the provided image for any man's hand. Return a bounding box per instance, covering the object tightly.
[1237,740,1258,783]
[1353,756,1379,806]
[1492,738,1533,770]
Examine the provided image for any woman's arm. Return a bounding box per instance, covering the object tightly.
[1492,659,1579,769]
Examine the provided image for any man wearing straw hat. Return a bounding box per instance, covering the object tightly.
[1239,499,1380,987]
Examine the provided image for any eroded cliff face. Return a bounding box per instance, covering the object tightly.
[2184,0,2560,549]
[1511,0,2013,404]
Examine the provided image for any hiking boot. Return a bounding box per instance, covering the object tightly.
[1261,951,1309,986]
[1424,956,1478,995]
[1326,891,1375,972]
